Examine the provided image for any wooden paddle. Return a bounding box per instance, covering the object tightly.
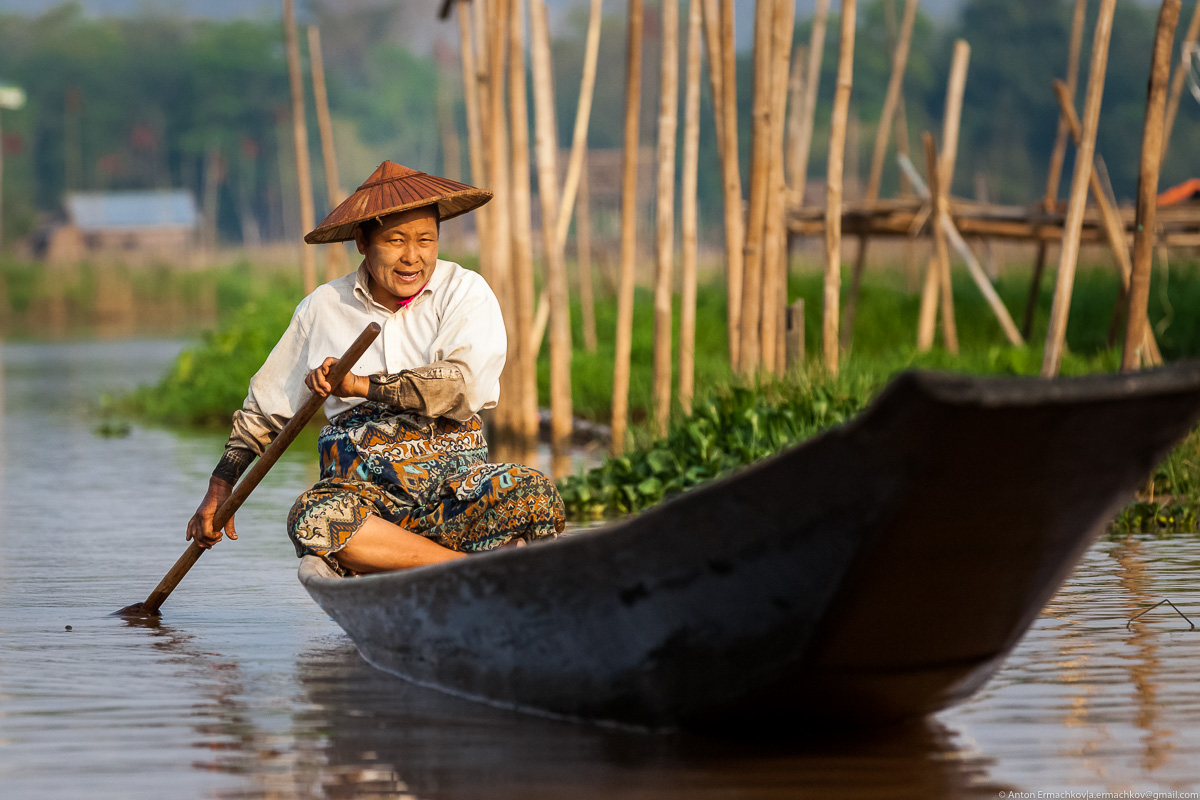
[117,321,382,617]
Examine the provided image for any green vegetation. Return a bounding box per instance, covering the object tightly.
[1111,428,1200,534]
[121,290,301,426]
[558,372,877,519]
[558,260,1200,530]
[556,342,1122,520]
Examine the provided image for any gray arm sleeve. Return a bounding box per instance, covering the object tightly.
[365,361,470,418]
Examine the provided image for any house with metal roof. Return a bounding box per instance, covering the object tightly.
[41,189,199,263]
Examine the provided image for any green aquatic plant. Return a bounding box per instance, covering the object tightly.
[121,291,300,427]
[557,371,878,519]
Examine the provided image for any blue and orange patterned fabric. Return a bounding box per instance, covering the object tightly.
[287,402,565,575]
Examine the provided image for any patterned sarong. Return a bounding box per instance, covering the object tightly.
[287,402,565,575]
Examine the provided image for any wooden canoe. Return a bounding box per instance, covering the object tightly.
[299,365,1200,730]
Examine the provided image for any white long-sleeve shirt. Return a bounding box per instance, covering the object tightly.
[226,258,507,455]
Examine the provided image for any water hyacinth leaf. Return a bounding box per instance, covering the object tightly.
[645,449,674,475]
[637,477,663,498]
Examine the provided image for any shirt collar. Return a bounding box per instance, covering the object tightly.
[352,259,445,313]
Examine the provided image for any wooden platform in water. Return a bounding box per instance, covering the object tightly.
[788,197,1200,248]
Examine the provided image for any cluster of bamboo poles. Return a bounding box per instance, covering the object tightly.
[1029,0,1195,375]
[446,0,822,465]
[280,0,1198,476]
[445,0,611,474]
[818,0,1199,380]
[281,0,349,294]
[1017,0,1195,376]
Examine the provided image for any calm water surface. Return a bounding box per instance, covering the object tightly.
[2,339,1199,799]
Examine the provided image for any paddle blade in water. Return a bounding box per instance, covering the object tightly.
[112,602,162,619]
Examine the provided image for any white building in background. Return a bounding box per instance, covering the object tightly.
[39,190,199,264]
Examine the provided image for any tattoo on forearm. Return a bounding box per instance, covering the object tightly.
[212,446,256,485]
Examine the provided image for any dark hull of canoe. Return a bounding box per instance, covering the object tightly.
[299,366,1200,729]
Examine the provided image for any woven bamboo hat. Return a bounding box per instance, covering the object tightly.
[304,161,492,244]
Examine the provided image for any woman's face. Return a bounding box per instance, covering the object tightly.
[355,206,439,307]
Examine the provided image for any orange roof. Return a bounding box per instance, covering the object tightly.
[1158,178,1200,207]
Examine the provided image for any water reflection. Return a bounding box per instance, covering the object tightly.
[1113,538,1172,774]
[284,641,1011,800]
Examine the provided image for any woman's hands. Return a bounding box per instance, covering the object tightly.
[305,357,369,399]
[186,476,237,549]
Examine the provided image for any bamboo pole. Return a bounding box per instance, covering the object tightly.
[554,0,604,255]
[915,255,940,350]
[760,0,795,375]
[739,0,776,373]
[793,0,830,205]
[458,1,497,363]
[824,0,857,377]
[938,41,970,198]
[1043,0,1119,378]
[719,0,745,368]
[913,166,942,351]
[307,25,349,281]
[1024,0,1087,339]
[786,45,807,197]
[487,0,512,292]
[1124,0,1181,371]
[680,0,702,413]
[924,132,958,354]
[699,0,737,362]
[883,0,913,196]
[842,0,918,348]
[653,0,680,436]
[1162,0,1200,161]
[530,0,573,476]
[474,0,494,284]
[896,154,1021,347]
[1051,79,1162,365]
[935,40,968,354]
[914,40,969,354]
[510,0,539,463]
[701,0,725,149]
[282,0,316,293]
[866,0,918,205]
[458,1,488,234]
[782,45,805,350]
[578,152,598,352]
[612,0,644,456]
[532,286,550,349]
[486,0,517,455]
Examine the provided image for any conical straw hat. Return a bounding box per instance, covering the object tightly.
[304,161,492,244]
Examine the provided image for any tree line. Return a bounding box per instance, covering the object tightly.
[0,0,1195,247]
